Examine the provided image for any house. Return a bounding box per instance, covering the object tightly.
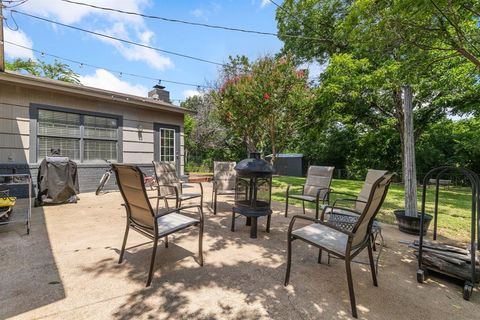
[0,70,189,193]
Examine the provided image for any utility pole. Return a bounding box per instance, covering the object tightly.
[0,0,4,72]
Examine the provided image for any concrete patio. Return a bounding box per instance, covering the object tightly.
[1,183,479,320]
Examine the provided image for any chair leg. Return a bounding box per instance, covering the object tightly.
[118,223,129,264]
[368,241,378,286]
[165,235,169,248]
[317,249,322,264]
[146,237,159,287]
[315,201,320,220]
[284,235,293,286]
[198,222,204,266]
[213,191,217,215]
[302,201,306,215]
[231,210,235,232]
[266,214,271,233]
[345,258,358,318]
[285,197,289,217]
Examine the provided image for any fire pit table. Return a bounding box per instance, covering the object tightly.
[231,153,273,238]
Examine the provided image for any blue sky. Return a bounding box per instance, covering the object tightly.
[2,0,293,103]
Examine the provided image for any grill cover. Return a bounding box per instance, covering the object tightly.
[37,156,79,205]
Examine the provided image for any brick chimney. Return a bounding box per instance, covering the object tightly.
[148,82,170,103]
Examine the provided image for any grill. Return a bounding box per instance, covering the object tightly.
[232,152,273,238]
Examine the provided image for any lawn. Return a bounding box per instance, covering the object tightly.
[272,176,474,241]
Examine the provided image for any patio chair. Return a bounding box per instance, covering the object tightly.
[211,161,236,215]
[113,164,204,287]
[284,170,393,318]
[152,161,203,210]
[285,166,334,219]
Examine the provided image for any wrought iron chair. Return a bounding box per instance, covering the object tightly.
[211,161,236,215]
[152,161,203,210]
[284,170,393,318]
[285,166,334,219]
[113,164,204,287]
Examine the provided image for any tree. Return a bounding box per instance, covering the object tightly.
[213,55,313,162]
[5,58,80,84]
[181,93,244,171]
[275,0,480,175]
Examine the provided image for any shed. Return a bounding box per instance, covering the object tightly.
[265,153,305,177]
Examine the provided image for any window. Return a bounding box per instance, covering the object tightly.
[37,108,119,162]
[159,128,175,162]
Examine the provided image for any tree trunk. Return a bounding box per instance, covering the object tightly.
[402,85,418,217]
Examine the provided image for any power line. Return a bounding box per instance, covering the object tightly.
[2,39,212,88]
[10,9,225,66]
[59,0,329,42]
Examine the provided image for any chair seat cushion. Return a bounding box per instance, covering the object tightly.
[292,223,348,256]
[165,193,202,200]
[216,189,236,195]
[157,213,199,237]
[288,194,317,202]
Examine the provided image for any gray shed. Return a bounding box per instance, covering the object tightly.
[265,153,305,177]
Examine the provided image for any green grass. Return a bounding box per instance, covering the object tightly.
[272,176,474,241]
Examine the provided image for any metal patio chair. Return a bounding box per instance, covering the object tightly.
[284,170,393,318]
[211,161,236,215]
[285,166,334,219]
[152,161,203,210]
[113,164,204,287]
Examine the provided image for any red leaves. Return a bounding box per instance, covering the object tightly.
[263,93,270,101]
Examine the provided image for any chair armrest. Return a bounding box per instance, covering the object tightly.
[328,191,358,199]
[180,181,204,196]
[288,215,353,237]
[320,204,362,221]
[155,204,204,223]
[331,198,367,208]
[316,187,332,203]
[157,184,179,199]
[148,195,165,200]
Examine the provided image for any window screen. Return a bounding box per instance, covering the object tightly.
[37,109,119,162]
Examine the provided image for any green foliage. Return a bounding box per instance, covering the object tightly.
[212,55,314,160]
[275,0,480,175]
[6,58,80,84]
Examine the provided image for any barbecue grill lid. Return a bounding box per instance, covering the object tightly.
[235,153,273,177]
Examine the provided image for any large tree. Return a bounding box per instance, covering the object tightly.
[276,0,480,174]
[213,55,313,162]
[5,58,80,84]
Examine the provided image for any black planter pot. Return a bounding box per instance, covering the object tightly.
[394,210,433,236]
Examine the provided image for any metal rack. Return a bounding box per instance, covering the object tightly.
[0,173,32,234]
[417,166,479,300]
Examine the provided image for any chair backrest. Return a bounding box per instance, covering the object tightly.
[213,161,237,191]
[112,164,155,230]
[351,170,393,248]
[304,166,335,200]
[152,161,180,196]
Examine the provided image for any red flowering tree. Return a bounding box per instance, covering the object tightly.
[213,55,312,162]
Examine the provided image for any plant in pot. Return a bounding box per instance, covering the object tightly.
[394,86,432,235]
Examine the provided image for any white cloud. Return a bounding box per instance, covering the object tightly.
[20,0,173,70]
[79,69,149,97]
[260,0,271,8]
[94,23,174,71]
[21,0,148,25]
[191,8,204,18]
[182,89,202,99]
[3,28,34,59]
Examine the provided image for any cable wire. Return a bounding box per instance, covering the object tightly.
[2,40,212,88]
[10,9,225,66]
[59,0,328,42]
